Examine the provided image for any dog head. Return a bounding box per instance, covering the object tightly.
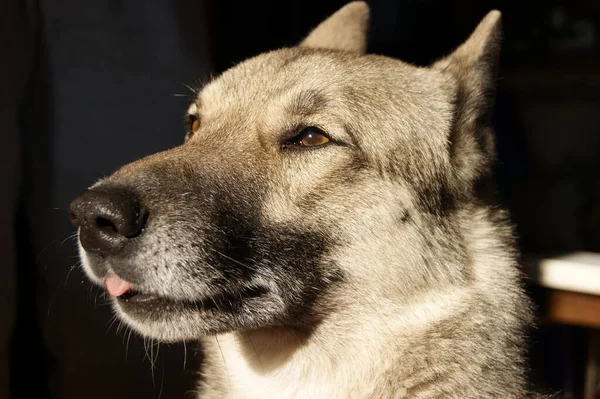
[70,2,503,342]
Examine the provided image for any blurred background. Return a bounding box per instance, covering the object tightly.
[1,0,599,398]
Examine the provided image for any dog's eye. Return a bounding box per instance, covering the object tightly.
[191,118,199,132]
[284,127,330,149]
[185,115,200,142]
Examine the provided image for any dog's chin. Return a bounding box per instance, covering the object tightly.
[109,285,277,342]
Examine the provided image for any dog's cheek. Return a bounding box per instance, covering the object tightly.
[199,176,347,324]
[248,225,345,323]
[259,150,360,227]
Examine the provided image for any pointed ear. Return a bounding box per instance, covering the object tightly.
[434,10,502,124]
[300,2,370,54]
[433,11,502,185]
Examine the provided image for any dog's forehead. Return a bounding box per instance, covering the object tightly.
[197,48,451,116]
[198,49,348,110]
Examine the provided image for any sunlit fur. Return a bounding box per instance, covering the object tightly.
[75,2,548,398]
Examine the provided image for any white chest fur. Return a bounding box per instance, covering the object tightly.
[203,329,391,399]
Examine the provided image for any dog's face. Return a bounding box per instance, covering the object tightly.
[70,2,502,342]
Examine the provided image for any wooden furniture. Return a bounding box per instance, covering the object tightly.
[527,252,600,399]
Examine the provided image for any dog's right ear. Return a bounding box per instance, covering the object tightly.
[300,2,370,54]
[433,11,502,187]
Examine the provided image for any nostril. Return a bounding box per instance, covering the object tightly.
[96,216,119,235]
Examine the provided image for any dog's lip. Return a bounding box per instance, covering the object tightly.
[115,283,268,313]
[118,289,162,304]
[103,272,268,309]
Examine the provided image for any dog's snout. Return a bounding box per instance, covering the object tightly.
[69,188,147,256]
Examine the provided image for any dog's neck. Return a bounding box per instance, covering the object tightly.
[199,289,471,399]
[221,327,313,375]
[202,324,401,399]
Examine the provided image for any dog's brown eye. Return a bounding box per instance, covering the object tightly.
[287,127,330,148]
[185,115,200,142]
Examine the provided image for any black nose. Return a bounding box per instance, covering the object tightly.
[69,187,147,256]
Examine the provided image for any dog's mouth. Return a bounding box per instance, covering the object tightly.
[117,288,159,303]
[105,274,160,305]
[105,274,267,313]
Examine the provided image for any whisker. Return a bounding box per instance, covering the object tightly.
[115,320,126,335]
[125,328,134,360]
[215,336,232,395]
[37,239,58,265]
[143,338,157,386]
[183,341,188,370]
[151,339,156,385]
[244,332,264,373]
[46,289,58,319]
[106,314,120,334]
[60,232,79,245]
[93,290,102,310]
[64,261,81,287]
[215,251,256,272]
[180,82,198,94]
[143,338,148,362]
[155,341,161,367]
[158,358,165,399]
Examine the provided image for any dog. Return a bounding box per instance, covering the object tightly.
[69,2,542,397]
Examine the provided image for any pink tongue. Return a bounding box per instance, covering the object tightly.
[105,275,134,297]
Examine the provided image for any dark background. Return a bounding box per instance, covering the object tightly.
[2,0,599,398]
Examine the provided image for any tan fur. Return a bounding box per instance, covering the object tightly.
[301,1,370,53]
[191,4,535,398]
[73,2,545,398]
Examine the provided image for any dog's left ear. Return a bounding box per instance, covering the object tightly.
[300,1,370,54]
[433,11,502,185]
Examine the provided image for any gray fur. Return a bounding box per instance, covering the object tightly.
[73,2,547,397]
